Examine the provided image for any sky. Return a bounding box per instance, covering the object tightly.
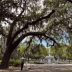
[21,32,69,49]
[22,38,47,47]
[36,40,47,47]
[36,39,69,48]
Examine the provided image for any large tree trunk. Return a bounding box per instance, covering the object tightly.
[0,47,13,69]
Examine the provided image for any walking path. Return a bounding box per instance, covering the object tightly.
[0,64,72,72]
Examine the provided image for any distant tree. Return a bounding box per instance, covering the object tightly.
[18,43,48,62]
[66,45,72,63]
[51,42,67,60]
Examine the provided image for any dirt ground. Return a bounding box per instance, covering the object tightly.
[0,64,72,72]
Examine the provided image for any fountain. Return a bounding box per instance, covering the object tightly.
[44,48,54,64]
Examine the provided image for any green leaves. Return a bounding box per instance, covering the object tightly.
[66,45,72,59]
[17,46,26,53]
[18,43,48,59]
[51,42,67,59]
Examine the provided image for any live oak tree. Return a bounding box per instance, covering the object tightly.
[0,0,72,69]
[0,0,55,69]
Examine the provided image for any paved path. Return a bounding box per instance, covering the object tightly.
[0,64,72,72]
[26,63,72,67]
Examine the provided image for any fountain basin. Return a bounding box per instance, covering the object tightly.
[44,56,54,64]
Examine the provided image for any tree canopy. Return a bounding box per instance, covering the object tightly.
[0,0,72,69]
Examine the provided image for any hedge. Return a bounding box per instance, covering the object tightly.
[9,60,21,66]
[13,60,21,67]
[0,60,21,67]
[34,61,44,64]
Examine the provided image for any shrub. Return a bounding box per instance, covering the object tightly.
[9,60,21,66]
[34,61,44,64]
[9,60,15,66]
[29,61,34,64]
[13,60,21,67]
[0,60,22,66]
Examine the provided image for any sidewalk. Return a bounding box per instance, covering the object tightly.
[25,63,72,67]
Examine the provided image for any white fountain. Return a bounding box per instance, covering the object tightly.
[44,48,54,64]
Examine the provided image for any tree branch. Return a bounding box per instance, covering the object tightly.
[12,31,57,49]
[44,34,57,43]
[67,0,72,3]
[4,19,11,25]
[11,10,55,45]
[6,4,26,46]
[29,10,55,25]
[24,36,34,53]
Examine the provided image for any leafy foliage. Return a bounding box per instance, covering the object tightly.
[51,42,67,59]
[66,45,72,59]
[18,43,48,59]
[0,0,72,69]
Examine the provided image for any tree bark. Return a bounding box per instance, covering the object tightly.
[0,47,13,69]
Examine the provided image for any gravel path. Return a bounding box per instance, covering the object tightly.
[0,64,72,72]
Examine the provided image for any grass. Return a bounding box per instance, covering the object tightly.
[34,61,44,64]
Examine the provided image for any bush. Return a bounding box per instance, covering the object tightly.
[0,60,22,66]
[29,61,34,64]
[58,63,69,64]
[34,61,44,64]
[0,60,15,66]
[13,60,21,67]
[9,60,21,66]
[9,60,15,66]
